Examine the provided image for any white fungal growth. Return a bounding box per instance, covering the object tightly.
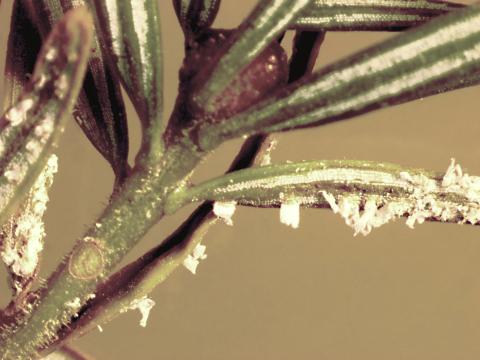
[35,74,48,90]
[83,236,96,242]
[45,47,57,62]
[0,155,58,292]
[54,74,69,99]
[322,191,409,236]
[322,191,339,212]
[34,115,54,141]
[213,201,236,226]
[440,158,480,202]
[442,158,462,188]
[127,296,156,328]
[400,171,438,194]
[5,98,35,126]
[279,200,300,229]
[25,139,42,164]
[400,170,440,228]
[183,243,208,275]
[4,163,23,184]
[318,159,480,234]
[65,297,81,315]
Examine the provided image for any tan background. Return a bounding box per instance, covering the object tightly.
[2,0,480,359]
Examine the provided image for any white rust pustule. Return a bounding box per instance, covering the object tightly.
[319,159,480,235]
[183,243,208,275]
[321,192,403,236]
[0,155,58,294]
[4,98,35,127]
[441,158,480,202]
[213,201,236,226]
[125,296,156,328]
[280,199,300,229]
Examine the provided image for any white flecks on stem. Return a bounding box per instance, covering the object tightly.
[322,191,339,212]
[213,201,236,226]
[4,98,35,126]
[54,74,69,99]
[279,199,300,229]
[45,47,57,62]
[400,171,438,194]
[4,163,23,184]
[127,296,156,328]
[97,325,104,333]
[183,243,208,275]
[442,158,462,187]
[400,171,439,228]
[400,160,480,227]
[34,74,48,90]
[322,191,409,236]
[26,139,43,164]
[83,236,96,242]
[320,159,480,234]
[0,155,58,292]
[441,158,480,202]
[65,297,81,309]
[65,297,81,317]
[34,115,55,143]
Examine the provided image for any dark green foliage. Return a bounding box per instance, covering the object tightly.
[173,0,221,39]
[93,0,164,163]
[22,0,130,181]
[293,0,464,30]
[196,4,480,149]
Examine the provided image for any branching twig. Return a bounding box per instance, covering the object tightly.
[42,28,327,351]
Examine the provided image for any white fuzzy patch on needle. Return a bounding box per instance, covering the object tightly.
[65,297,82,317]
[280,200,300,229]
[65,297,81,309]
[213,201,236,226]
[321,191,408,236]
[320,159,480,233]
[442,158,463,188]
[441,158,480,202]
[183,243,208,275]
[128,296,156,328]
[5,98,35,126]
[1,155,58,292]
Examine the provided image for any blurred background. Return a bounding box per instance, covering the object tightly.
[1,0,480,359]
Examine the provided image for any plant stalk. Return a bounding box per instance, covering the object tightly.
[0,140,204,359]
